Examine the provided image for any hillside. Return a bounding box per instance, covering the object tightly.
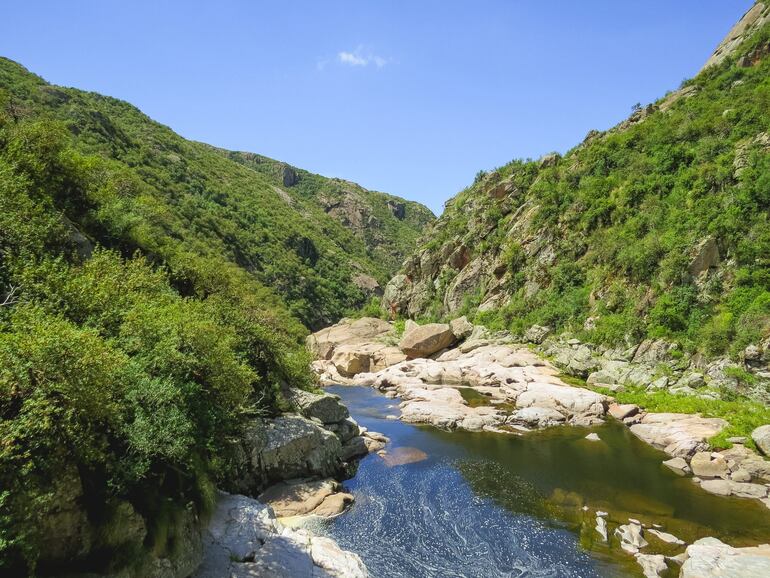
[0,58,432,576]
[0,57,434,329]
[384,3,770,379]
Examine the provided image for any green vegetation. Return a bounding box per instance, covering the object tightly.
[599,386,770,451]
[0,58,433,330]
[0,104,320,574]
[409,22,770,361]
[0,55,433,576]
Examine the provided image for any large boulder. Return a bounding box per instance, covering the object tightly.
[752,424,770,456]
[399,323,456,358]
[680,537,770,578]
[288,389,349,424]
[307,317,393,359]
[239,415,344,488]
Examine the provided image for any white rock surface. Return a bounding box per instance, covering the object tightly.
[194,493,368,578]
[680,537,770,578]
[629,413,727,458]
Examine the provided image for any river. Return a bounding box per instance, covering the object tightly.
[303,385,770,577]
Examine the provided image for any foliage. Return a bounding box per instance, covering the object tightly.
[0,104,310,574]
[408,22,770,359]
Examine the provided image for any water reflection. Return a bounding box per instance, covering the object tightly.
[312,386,770,578]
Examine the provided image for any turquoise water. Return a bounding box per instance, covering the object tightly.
[314,386,770,578]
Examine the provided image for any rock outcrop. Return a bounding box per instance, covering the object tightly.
[194,493,368,578]
[628,413,727,458]
[680,537,770,578]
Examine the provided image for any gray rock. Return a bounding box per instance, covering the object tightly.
[680,537,770,578]
[449,316,474,340]
[690,452,728,479]
[646,376,670,391]
[325,417,360,443]
[258,415,343,484]
[752,425,770,456]
[289,389,349,424]
[399,323,456,358]
[340,435,369,461]
[524,324,552,344]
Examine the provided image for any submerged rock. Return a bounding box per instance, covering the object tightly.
[615,522,648,554]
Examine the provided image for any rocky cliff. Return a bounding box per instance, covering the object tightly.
[382,2,770,400]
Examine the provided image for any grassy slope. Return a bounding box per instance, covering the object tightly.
[0,57,430,575]
[408,20,770,363]
[0,57,433,329]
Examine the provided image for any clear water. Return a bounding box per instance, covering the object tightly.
[308,386,770,578]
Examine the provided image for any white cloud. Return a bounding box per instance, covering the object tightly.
[336,46,389,68]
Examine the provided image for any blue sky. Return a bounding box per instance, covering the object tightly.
[0,1,753,214]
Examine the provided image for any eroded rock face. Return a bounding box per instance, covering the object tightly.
[680,537,770,578]
[194,493,368,578]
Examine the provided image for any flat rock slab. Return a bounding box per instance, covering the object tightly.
[629,413,727,458]
[681,537,770,578]
[258,479,339,517]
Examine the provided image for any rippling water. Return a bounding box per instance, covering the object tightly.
[309,387,623,577]
[308,386,770,578]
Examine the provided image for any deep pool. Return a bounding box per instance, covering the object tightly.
[303,386,770,577]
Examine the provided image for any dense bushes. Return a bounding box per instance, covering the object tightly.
[419,22,770,360]
[0,105,313,574]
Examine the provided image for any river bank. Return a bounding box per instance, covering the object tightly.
[307,317,770,577]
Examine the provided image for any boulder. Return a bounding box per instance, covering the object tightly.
[307,317,393,359]
[585,433,601,442]
[752,425,770,456]
[311,492,355,517]
[258,479,339,517]
[340,436,369,461]
[288,389,349,424]
[449,316,474,340]
[325,417,360,443]
[635,553,667,578]
[608,403,639,420]
[680,537,770,578]
[399,323,456,358]
[629,413,727,458]
[662,457,691,476]
[257,415,343,484]
[690,452,728,479]
[507,407,566,428]
[524,325,551,344]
